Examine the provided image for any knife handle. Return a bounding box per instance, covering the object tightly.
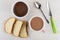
[50,17,57,33]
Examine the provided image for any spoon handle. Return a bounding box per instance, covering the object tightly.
[40,9,49,24]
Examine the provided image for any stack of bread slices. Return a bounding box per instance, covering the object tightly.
[4,17,28,38]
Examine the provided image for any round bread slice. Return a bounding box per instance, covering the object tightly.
[19,21,28,38]
[13,20,23,37]
[4,17,16,34]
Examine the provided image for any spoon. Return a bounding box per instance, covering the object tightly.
[34,2,49,24]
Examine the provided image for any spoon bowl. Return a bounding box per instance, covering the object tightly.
[34,2,41,9]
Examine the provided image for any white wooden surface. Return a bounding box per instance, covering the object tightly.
[0,0,60,40]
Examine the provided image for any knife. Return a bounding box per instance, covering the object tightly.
[47,2,57,33]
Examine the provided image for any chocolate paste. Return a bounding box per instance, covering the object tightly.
[30,17,44,31]
[13,2,28,17]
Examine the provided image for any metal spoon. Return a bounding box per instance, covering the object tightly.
[34,2,49,24]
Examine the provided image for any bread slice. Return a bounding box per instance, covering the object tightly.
[4,17,16,34]
[19,21,28,38]
[13,20,23,37]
